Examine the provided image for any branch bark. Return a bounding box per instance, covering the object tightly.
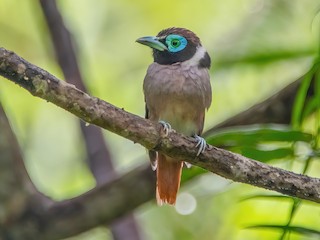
[1,47,320,238]
[1,47,319,200]
[0,104,33,225]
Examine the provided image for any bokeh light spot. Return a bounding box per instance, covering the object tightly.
[175,192,197,215]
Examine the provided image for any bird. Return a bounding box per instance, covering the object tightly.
[136,27,212,205]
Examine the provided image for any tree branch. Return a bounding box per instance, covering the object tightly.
[1,47,319,202]
[44,165,154,240]
[39,0,116,185]
[0,104,34,225]
[38,0,142,238]
[4,165,154,240]
[203,79,300,136]
[203,74,317,139]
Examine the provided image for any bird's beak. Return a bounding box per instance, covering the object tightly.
[136,36,168,51]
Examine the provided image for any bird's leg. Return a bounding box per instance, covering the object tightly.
[158,120,172,137]
[193,134,207,156]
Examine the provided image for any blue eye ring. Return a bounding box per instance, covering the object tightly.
[165,34,187,53]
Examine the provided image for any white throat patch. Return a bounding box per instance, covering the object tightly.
[180,46,206,68]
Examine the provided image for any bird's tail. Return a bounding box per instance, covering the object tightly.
[156,154,183,205]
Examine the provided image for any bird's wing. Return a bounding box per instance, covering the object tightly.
[145,98,158,170]
[191,67,212,134]
[202,68,212,110]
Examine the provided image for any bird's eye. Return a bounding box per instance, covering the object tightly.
[171,39,180,47]
[166,34,187,53]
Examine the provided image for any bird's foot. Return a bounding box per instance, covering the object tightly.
[194,135,207,156]
[159,120,172,137]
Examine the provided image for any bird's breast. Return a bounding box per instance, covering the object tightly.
[143,63,211,135]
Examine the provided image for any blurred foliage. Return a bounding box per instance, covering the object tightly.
[0,0,320,240]
[207,125,313,162]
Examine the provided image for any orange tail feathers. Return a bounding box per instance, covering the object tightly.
[156,154,183,205]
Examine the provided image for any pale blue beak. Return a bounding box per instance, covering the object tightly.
[136,36,168,51]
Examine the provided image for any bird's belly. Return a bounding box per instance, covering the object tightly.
[157,97,200,136]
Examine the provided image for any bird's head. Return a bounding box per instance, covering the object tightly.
[136,27,211,68]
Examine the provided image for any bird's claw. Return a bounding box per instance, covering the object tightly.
[159,120,172,137]
[194,135,207,156]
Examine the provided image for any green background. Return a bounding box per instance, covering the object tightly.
[0,0,320,239]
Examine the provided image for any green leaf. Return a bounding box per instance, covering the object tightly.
[292,61,320,128]
[238,147,293,162]
[246,224,320,237]
[240,194,318,207]
[302,97,320,119]
[240,194,297,202]
[206,124,313,147]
